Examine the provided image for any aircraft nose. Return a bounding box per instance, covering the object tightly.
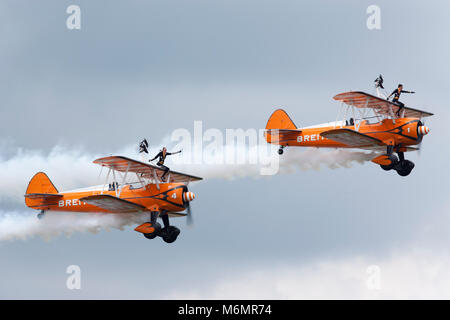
[419,125,430,135]
[183,191,195,202]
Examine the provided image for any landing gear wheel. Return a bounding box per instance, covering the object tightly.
[395,160,415,177]
[278,148,284,155]
[37,211,45,220]
[380,154,399,171]
[143,222,162,239]
[160,226,180,243]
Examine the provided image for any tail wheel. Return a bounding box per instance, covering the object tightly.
[396,160,415,177]
[37,210,46,220]
[380,154,399,171]
[161,226,180,243]
[143,222,162,239]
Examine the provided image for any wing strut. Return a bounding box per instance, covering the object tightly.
[153,169,160,190]
[102,168,112,195]
[117,163,130,197]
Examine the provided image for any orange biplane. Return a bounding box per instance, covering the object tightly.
[24,156,202,243]
[265,90,433,176]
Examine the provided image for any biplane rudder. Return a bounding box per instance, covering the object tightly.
[24,172,59,207]
[264,109,298,145]
[265,109,297,131]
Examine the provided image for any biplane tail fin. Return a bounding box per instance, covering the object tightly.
[265,109,300,145]
[26,172,58,195]
[265,109,297,130]
[25,172,61,207]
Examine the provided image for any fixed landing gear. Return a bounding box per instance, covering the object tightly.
[143,222,162,239]
[380,154,398,171]
[37,210,46,220]
[379,148,415,176]
[159,213,180,243]
[141,212,180,243]
[278,146,285,155]
[159,226,181,243]
[395,159,415,177]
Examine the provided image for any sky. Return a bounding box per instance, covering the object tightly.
[0,0,450,299]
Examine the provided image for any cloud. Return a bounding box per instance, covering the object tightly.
[164,250,450,299]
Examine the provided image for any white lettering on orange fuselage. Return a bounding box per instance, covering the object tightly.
[59,199,86,207]
[297,134,325,143]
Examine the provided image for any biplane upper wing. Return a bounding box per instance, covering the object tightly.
[333,91,434,118]
[265,129,301,144]
[80,194,148,213]
[93,156,202,183]
[321,128,385,148]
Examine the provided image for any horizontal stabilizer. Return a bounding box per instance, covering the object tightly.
[265,129,301,144]
[321,128,385,148]
[80,194,148,213]
[24,193,63,199]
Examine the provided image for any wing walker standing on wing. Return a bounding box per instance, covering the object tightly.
[265,75,433,176]
[148,147,182,182]
[387,83,415,116]
[24,154,202,243]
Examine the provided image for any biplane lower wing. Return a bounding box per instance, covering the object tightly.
[93,156,202,184]
[265,129,301,144]
[333,91,433,118]
[80,194,187,215]
[80,194,148,213]
[321,128,385,148]
[168,212,187,217]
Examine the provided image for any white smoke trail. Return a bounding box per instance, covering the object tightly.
[0,146,99,203]
[171,144,377,179]
[0,211,146,241]
[0,143,143,204]
[278,148,377,172]
[0,141,377,203]
[0,140,377,241]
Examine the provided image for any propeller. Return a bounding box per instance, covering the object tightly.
[183,190,196,226]
[417,142,423,157]
[417,120,430,157]
[186,202,193,226]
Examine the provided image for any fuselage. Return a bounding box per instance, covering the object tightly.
[267,118,424,149]
[25,182,187,213]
